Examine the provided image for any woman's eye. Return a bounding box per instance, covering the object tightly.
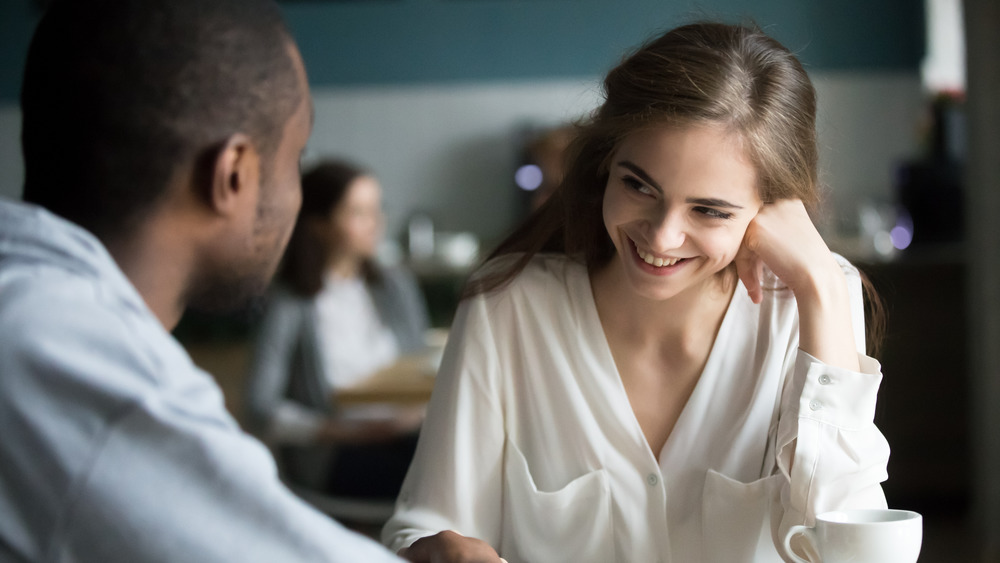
[623,176,653,195]
[694,206,733,220]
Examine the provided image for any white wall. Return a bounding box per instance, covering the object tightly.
[0,71,923,245]
[812,71,924,222]
[305,78,602,246]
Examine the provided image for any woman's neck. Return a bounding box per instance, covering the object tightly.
[326,254,363,280]
[589,260,735,355]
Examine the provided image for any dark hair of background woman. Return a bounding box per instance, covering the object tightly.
[279,160,380,297]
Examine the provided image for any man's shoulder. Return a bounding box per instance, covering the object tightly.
[2,266,96,340]
[2,262,125,333]
[0,267,180,559]
[0,263,169,395]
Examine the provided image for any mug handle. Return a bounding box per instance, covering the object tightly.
[783,525,818,563]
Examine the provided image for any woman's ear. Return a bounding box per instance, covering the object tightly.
[209,133,260,216]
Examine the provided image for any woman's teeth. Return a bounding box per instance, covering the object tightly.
[637,248,681,267]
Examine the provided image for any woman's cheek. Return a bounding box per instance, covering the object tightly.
[714,232,746,265]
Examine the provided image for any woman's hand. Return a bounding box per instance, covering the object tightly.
[734,199,841,305]
[734,199,861,371]
[399,530,507,563]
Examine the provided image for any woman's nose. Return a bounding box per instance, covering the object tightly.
[647,210,686,251]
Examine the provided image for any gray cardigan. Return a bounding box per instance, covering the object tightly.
[244,266,429,489]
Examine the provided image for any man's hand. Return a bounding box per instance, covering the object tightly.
[399,530,507,563]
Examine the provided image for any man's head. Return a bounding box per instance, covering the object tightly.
[183,40,312,314]
[21,0,312,314]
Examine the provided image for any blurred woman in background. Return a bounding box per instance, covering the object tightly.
[246,159,428,500]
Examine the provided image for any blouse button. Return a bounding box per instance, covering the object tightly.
[818,374,832,385]
[646,473,659,486]
[809,400,823,411]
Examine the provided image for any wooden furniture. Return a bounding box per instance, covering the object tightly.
[336,354,438,406]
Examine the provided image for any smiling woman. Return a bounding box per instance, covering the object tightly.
[600,125,760,303]
[383,21,892,563]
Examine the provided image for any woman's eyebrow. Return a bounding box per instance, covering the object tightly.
[617,160,662,192]
[686,197,744,209]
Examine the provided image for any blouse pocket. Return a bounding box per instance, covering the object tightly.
[500,439,614,563]
[702,469,786,563]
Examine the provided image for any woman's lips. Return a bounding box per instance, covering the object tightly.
[629,238,689,275]
[636,247,682,267]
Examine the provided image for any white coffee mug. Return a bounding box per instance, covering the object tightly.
[782,508,922,563]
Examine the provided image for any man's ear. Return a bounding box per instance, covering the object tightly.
[209,133,260,216]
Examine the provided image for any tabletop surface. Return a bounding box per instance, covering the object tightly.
[336,354,438,406]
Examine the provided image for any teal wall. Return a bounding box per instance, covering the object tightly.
[0,2,37,103]
[0,0,923,102]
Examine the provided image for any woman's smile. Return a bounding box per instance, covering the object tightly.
[630,237,691,274]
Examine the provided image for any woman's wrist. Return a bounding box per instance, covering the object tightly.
[793,263,861,371]
[794,262,849,306]
[785,253,845,304]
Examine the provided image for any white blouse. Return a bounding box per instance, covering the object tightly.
[314,275,398,389]
[382,254,889,563]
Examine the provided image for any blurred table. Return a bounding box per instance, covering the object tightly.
[336,354,438,406]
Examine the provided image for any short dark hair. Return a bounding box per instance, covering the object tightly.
[20,0,302,239]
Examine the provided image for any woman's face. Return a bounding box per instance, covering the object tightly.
[601,124,762,302]
[329,175,384,260]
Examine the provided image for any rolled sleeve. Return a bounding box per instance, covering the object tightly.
[776,350,889,541]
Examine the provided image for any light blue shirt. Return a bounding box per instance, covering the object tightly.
[0,199,402,562]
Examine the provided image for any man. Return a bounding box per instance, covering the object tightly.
[0,0,402,560]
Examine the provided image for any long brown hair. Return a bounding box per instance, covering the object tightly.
[278,160,380,297]
[468,21,885,356]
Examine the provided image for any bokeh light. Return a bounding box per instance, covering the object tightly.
[891,226,914,250]
[514,164,543,191]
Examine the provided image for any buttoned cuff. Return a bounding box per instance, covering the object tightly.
[790,350,882,430]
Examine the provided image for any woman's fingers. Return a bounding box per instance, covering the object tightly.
[735,240,763,304]
[739,199,836,297]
